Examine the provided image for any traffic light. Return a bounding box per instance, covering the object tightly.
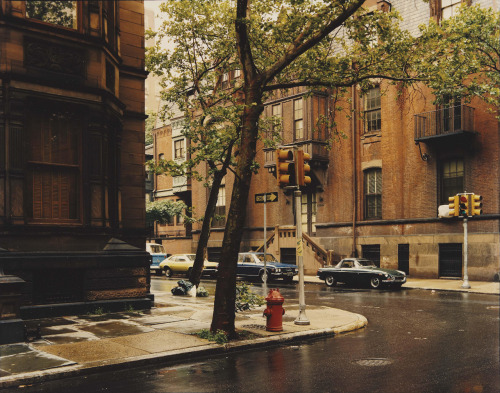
[471,194,483,216]
[458,194,469,217]
[295,150,312,186]
[448,195,458,217]
[276,149,295,186]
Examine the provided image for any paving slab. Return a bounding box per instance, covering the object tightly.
[33,340,149,363]
[78,320,155,338]
[129,314,188,325]
[152,319,211,334]
[0,346,74,375]
[109,330,209,353]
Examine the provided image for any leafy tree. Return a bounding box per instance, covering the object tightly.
[146,200,186,226]
[418,5,500,115]
[148,0,421,338]
[145,111,157,146]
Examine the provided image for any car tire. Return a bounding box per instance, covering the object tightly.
[186,268,192,278]
[370,276,382,289]
[164,267,173,278]
[258,271,268,283]
[325,275,336,287]
[283,276,294,284]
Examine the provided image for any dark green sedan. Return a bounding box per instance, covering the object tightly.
[317,258,406,289]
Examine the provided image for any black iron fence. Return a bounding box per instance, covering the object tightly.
[414,105,475,141]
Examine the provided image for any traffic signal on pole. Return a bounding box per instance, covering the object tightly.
[458,194,469,217]
[471,194,483,216]
[295,150,312,187]
[276,149,295,187]
[448,195,458,217]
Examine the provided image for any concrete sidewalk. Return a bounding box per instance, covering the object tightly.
[0,289,367,389]
[1,276,498,389]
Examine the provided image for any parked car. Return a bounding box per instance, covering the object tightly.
[237,252,298,283]
[146,242,169,276]
[317,258,406,289]
[159,254,218,278]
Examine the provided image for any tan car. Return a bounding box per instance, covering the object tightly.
[159,254,218,278]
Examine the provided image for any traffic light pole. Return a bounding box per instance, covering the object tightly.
[462,217,471,289]
[294,189,310,325]
[263,194,268,285]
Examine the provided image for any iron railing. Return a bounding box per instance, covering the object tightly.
[414,105,475,141]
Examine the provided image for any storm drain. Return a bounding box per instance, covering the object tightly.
[353,358,393,367]
[241,324,267,331]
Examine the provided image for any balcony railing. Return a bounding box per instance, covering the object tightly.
[414,105,475,142]
[264,140,329,168]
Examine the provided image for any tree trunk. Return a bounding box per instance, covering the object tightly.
[210,86,264,337]
[189,169,225,287]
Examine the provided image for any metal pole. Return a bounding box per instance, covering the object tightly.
[263,194,268,285]
[294,189,310,325]
[462,217,471,289]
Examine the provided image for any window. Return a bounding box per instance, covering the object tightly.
[442,0,461,20]
[441,159,464,205]
[26,1,77,29]
[294,98,304,140]
[27,108,80,221]
[271,104,282,137]
[233,69,241,79]
[301,192,317,235]
[363,87,381,133]
[364,168,382,220]
[174,139,185,159]
[212,186,226,227]
[221,72,229,89]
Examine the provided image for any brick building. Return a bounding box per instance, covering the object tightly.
[153,0,499,281]
[0,0,152,319]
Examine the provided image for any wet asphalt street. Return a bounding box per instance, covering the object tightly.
[9,278,500,393]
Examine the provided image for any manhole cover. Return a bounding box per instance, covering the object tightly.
[353,358,393,367]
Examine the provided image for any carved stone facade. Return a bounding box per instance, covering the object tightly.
[0,1,151,317]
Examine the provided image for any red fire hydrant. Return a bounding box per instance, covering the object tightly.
[263,288,285,332]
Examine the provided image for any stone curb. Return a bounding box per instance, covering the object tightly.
[0,314,367,389]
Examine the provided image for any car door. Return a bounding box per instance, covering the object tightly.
[339,260,355,284]
[237,254,255,277]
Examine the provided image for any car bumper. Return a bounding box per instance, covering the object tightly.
[383,276,407,284]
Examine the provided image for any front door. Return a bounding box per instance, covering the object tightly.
[439,243,462,278]
[398,244,410,275]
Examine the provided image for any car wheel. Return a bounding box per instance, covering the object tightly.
[164,267,173,278]
[283,276,294,284]
[258,271,268,283]
[370,276,382,289]
[325,275,336,287]
[186,268,192,278]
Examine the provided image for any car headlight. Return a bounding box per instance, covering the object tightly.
[275,268,281,273]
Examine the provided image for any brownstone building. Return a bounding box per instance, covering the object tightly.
[0,0,151,320]
[153,0,499,281]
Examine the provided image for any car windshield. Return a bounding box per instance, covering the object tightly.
[150,245,165,254]
[357,259,376,267]
[186,254,195,261]
[255,254,278,263]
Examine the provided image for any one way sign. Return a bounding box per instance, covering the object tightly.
[255,192,278,204]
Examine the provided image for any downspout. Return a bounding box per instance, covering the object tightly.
[351,86,358,257]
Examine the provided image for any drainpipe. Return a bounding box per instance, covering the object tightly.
[351,86,358,258]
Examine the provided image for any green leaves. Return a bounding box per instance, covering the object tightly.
[418,5,500,114]
[146,200,187,225]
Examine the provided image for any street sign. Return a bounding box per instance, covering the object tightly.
[255,192,278,204]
